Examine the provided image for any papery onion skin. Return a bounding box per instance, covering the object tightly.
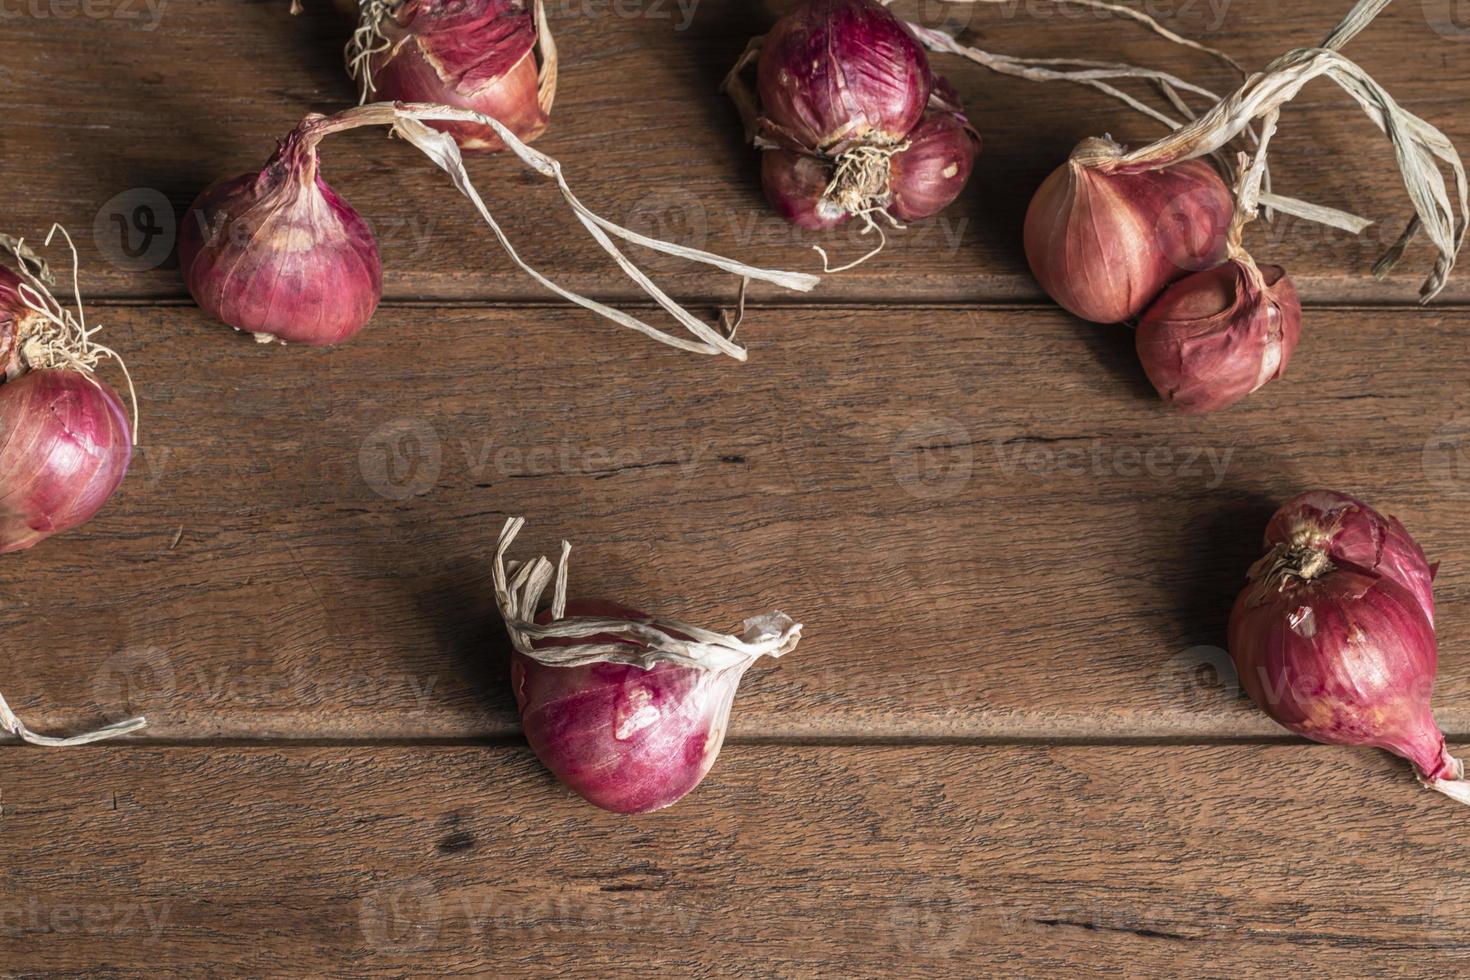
[761,149,849,230]
[1135,258,1301,413]
[1264,489,1437,627]
[0,369,132,554]
[1024,141,1233,323]
[367,0,547,153]
[178,131,383,347]
[887,106,980,222]
[756,0,930,153]
[0,266,32,379]
[512,600,744,814]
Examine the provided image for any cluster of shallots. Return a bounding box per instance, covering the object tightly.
[1230,491,1470,806]
[723,0,980,266]
[494,518,801,813]
[1020,0,1464,413]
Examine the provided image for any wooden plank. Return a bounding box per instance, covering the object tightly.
[3,303,1469,739]
[5,0,1469,304]
[1,743,1468,975]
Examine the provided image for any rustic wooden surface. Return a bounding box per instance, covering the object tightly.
[4,0,1470,975]
[5,0,1470,304]
[4,745,1470,976]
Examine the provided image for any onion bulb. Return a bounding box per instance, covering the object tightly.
[1135,254,1301,413]
[728,0,977,243]
[495,518,802,813]
[1229,491,1470,805]
[0,229,137,555]
[346,0,555,153]
[178,126,383,347]
[1024,138,1232,323]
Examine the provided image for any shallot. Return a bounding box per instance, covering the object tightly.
[181,102,818,357]
[346,0,556,153]
[0,230,137,554]
[494,518,801,813]
[1230,491,1468,805]
[0,230,146,746]
[723,0,979,264]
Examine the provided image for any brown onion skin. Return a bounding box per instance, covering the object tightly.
[1263,490,1437,628]
[0,369,132,554]
[888,107,980,222]
[1024,143,1233,323]
[368,0,546,153]
[179,132,383,347]
[761,149,849,230]
[512,600,743,814]
[757,0,930,153]
[1135,258,1302,413]
[1229,509,1455,782]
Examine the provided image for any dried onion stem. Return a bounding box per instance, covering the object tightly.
[494,517,802,672]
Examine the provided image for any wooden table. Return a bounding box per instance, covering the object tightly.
[5,1,1470,974]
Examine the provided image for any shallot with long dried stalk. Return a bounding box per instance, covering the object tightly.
[181,102,819,357]
[494,518,801,813]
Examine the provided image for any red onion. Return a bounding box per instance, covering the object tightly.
[346,0,554,153]
[0,230,137,555]
[184,103,818,358]
[178,127,383,347]
[495,518,801,813]
[728,1,977,243]
[756,0,929,155]
[0,370,131,555]
[1135,254,1301,413]
[1024,139,1233,324]
[1229,492,1470,805]
[1262,490,1437,627]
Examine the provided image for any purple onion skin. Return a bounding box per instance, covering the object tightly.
[370,0,547,153]
[1135,259,1302,413]
[0,266,30,379]
[1229,533,1455,782]
[0,369,132,554]
[179,133,383,347]
[1264,490,1437,628]
[888,108,979,222]
[761,149,849,230]
[757,0,930,152]
[1024,145,1233,323]
[512,600,745,814]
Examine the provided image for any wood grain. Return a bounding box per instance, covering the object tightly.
[4,302,1469,740]
[5,0,1469,304]
[2,743,1468,976]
